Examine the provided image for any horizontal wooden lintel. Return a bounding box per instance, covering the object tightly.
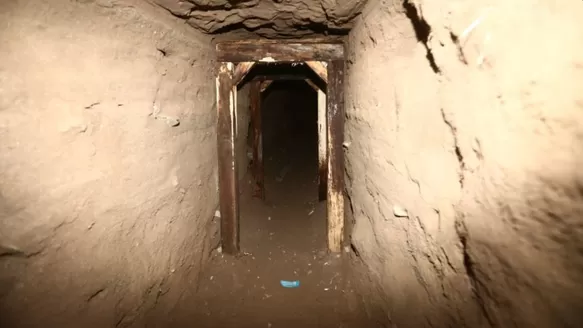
[217,42,344,62]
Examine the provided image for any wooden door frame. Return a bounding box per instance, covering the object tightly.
[215,40,345,254]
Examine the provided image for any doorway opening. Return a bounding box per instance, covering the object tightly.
[260,78,318,203]
[240,77,323,256]
[216,40,345,254]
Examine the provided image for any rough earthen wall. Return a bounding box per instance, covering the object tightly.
[0,0,217,326]
[346,0,583,327]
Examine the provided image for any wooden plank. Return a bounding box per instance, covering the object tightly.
[305,78,326,94]
[250,80,264,200]
[233,62,255,86]
[260,80,273,93]
[218,39,343,45]
[253,74,309,81]
[318,88,327,202]
[326,60,345,253]
[305,79,319,92]
[216,42,344,62]
[306,61,328,84]
[216,62,240,255]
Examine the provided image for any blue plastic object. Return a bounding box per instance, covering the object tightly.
[280,280,300,288]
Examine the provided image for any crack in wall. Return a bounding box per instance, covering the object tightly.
[440,107,466,188]
[456,218,495,327]
[439,104,493,325]
[402,0,440,74]
[449,32,469,65]
[87,287,106,302]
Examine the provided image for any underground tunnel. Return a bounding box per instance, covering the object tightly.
[1,0,583,327]
[253,78,320,203]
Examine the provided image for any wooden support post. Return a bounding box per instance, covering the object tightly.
[233,62,255,86]
[326,60,345,253]
[216,62,239,255]
[302,76,327,201]
[306,61,328,83]
[217,41,344,62]
[318,88,327,202]
[250,80,264,200]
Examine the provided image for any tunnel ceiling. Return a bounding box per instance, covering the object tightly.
[151,0,368,38]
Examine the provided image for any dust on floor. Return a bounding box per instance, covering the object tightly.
[189,145,381,328]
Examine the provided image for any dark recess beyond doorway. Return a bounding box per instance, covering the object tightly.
[260,80,318,203]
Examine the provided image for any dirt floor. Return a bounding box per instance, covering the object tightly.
[189,87,380,327]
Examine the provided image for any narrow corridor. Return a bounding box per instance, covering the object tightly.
[2,1,582,328]
[190,80,376,327]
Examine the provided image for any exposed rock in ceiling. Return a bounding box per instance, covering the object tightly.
[151,0,368,38]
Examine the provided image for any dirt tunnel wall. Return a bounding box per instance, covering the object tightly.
[0,0,219,326]
[1,0,583,327]
[346,0,583,327]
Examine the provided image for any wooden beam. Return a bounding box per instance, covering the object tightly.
[306,61,328,84]
[253,74,309,81]
[216,62,239,255]
[317,88,327,202]
[305,79,319,92]
[305,78,326,93]
[233,62,255,86]
[250,80,264,200]
[216,42,344,62]
[326,60,345,253]
[260,80,273,93]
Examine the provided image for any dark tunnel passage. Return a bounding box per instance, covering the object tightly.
[238,77,326,246]
[261,80,319,204]
[235,63,329,257]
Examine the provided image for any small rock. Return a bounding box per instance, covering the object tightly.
[393,205,409,218]
[163,116,180,127]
